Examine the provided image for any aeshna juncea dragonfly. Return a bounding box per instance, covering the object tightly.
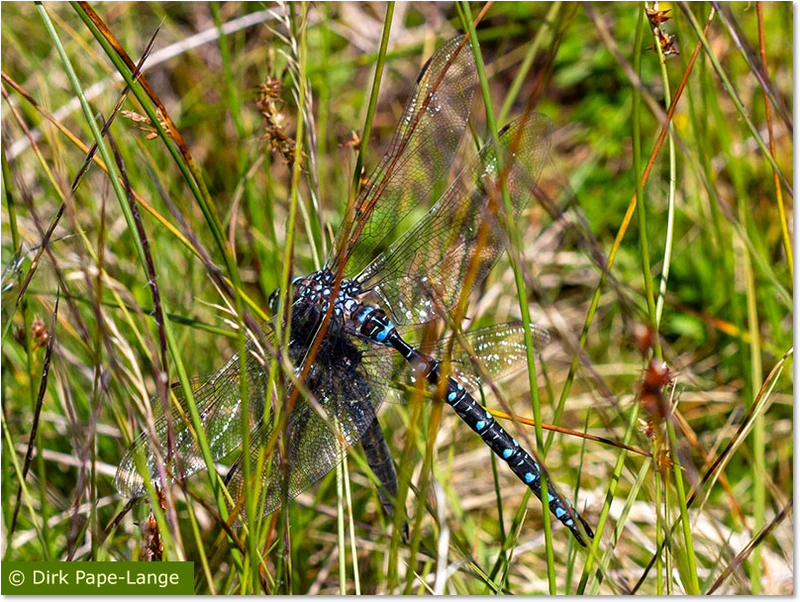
[116,35,594,546]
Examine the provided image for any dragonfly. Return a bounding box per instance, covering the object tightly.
[116,35,594,546]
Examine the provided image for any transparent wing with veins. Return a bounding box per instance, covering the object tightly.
[115,335,271,499]
[328,35,477,278]
[223,335,394,520]
[389,321,552,400]
[357,115,554,326]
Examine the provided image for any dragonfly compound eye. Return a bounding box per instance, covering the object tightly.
[268,288,280,315]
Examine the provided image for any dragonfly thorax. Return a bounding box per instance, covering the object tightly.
[268,269,363,317]
[286,269,365,320]
[278,269,400,347]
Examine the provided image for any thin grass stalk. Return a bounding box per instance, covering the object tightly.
[489,487,532,581]
[678,2,791,196]
[459,3,557,591]
[665,397,700,594]
[109,127,189,552]
[632,5,661,360]
[2,74,269,323]
[651,11,678,329]
[3,203,45,560]
[272,3,310,591]
[88,167,109,565]
[290,26,326,270]
[389,391,419,590]
[665,459,675,594]
[586,458,652,595]
[577,403,641,594]
[742,182,766,596]
[708,498,793,594]
[756,2,793,277]
[69,5,244,534]
[71,3,253,317]
[18,295,59,559]
[336,456,347,593]
[1,150,21,255]
[432,483,452,595]
[211,1,261,587]
[37,4,159,558]
[0,150,23,540]
[633,348,791,592]
[352,2,394,197]
[497,2,560,125]
[313,3,332,259]
[654,447,663,594]
[183,493,216,594]
[341,453,361,595]
[292,7,326,273]
[211,1,264,271]
[547,6,714,453]
[1,412,46,552]
[211,2,247,162]
[403,395,446,595]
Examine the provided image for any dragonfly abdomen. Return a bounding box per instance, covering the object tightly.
[355,316,594,545]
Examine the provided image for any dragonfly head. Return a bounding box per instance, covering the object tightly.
[268,276,305,316]
[267,288,280,316]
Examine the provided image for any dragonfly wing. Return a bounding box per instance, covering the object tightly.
[358,115,554,325]
[438,321,551,391]
[386,321,551,400]
[115,335,271,499]
[224,337,394,519]
[329,36,476,277]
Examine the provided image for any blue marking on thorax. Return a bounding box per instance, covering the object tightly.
[375,322,394,343]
